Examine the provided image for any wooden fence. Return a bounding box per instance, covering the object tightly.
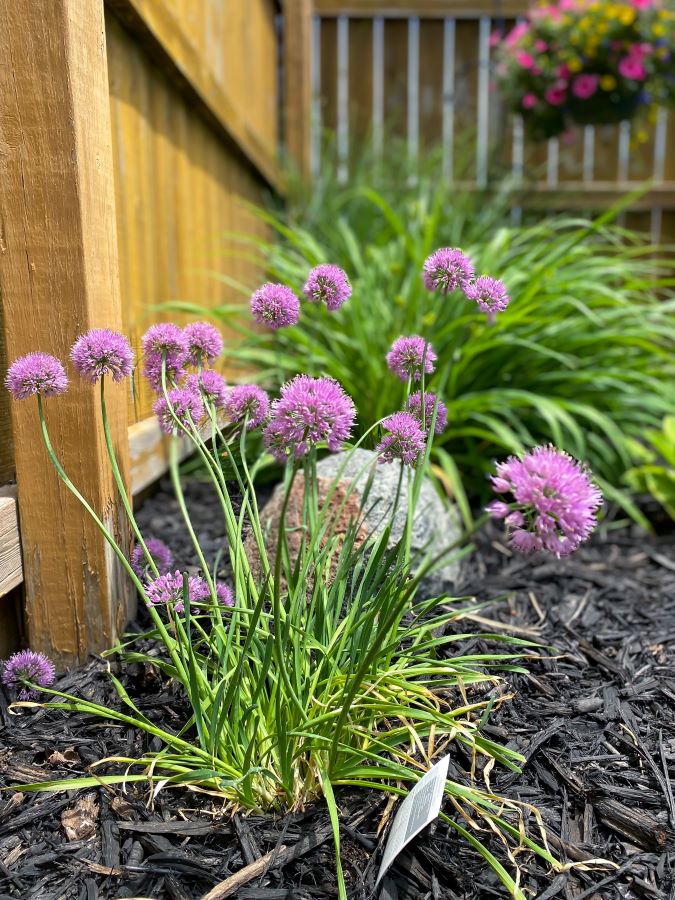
[311,0,675,239]
[0,0,312,664]
[1,0,673,664]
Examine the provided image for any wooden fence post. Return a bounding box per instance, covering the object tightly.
[0,0,134,666]
[282,0,313,176]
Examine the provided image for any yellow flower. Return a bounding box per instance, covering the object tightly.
[636,129,649,144]
[652,23,666,37]
[568,58,583,73]
[618,7,636,26]
[600,74,617,91]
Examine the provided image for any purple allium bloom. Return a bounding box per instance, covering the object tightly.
[406,391,448,435]
[250,283,300,330]
[153,387,204,435]
[224,384,270,430]
[2,650,56,701]
[187,371,228,409]
[465,276,510,314]
[5,353,68,400]
[376,412,427,467]
[141,323,189,361]
[145,570,211,613]
[386,336,437,382]
[216,583,234,607]
[70,330,134,384]
[264,375,356,462]
[303,264,352,311]
[422,248,475,293]
[487,445,602,557]
[131,538,174,578]
[184,322,223,366]
[142,324,189,391]
[143,354,186,393]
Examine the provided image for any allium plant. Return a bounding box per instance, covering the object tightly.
[4,283,601,897]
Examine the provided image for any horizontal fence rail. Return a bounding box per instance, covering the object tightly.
[310,6,675,241]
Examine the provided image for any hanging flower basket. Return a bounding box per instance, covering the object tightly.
[494,0,675,141]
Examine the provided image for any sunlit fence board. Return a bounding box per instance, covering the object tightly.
[106,14,273,426]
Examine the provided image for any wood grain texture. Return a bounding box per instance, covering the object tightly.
[107,15,273,425]
[0,0,134,665]
[0,492,21,597]
[282,0,313,175]
[105,0,282,191]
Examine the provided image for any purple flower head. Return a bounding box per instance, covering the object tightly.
[465,276,510,315]
[6,353,68,401]
[187,371,228,409]
[145,570,211,614]
[70,330,134,384]
[143,354,186,393]
[250,283,300,330]
[376,412,426,467]
[423,248,475,293]
[141,324,189,391]
[141,323,189,361]
[131,538,174,579]
[216,583,234,608]
[406,391,448,435]
[386,336,437,382]
[184,322,224,366]
[303,264,352,311]
[264,375,356,462]
[153,387,204,435]
[224,384,270,430]
[488,446,602,557]
[2,650,56,701]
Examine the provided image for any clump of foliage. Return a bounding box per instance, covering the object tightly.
[3,256,607,895]
[191,168,675,520]
[625,415,675,520]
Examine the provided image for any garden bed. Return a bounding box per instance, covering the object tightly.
[1,481,674,899]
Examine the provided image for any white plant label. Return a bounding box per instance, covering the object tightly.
[375,755,450,887]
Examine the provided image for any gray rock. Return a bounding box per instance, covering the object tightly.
[315,448,463,599]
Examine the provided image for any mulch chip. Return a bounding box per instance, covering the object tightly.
[1,482,674,898]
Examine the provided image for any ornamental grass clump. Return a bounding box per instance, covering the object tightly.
[208,174,675,521]
[4,268,606,898]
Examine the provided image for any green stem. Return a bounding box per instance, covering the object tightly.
[100,378,159,580]
[37,394,189,685]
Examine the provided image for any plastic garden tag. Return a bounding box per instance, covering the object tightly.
[376,755,449,887]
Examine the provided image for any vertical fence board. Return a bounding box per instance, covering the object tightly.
[0,0,134,664]
[384,19,408,144]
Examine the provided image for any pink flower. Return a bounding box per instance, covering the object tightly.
[505,23,530,46]
[572,74,600,99]
[618,56,647,80]
[70,330,134,384]
[557,63,571,79]
[489,29,503,48]
[489,446,602,557]
[522,93,538,109]
[264,375,355,462]
[376,412,426,467]
[422,247,474,293]
[6,353,68,400]
[386,336,437,381]
[630,0,654,8]
[534,40,548,53]
[250,283,300,330]
[516,51,536,69]
[545,84,567,106]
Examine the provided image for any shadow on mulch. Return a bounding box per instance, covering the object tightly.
[1,482,674,899]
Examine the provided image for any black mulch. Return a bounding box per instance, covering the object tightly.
[1,480,674,899]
